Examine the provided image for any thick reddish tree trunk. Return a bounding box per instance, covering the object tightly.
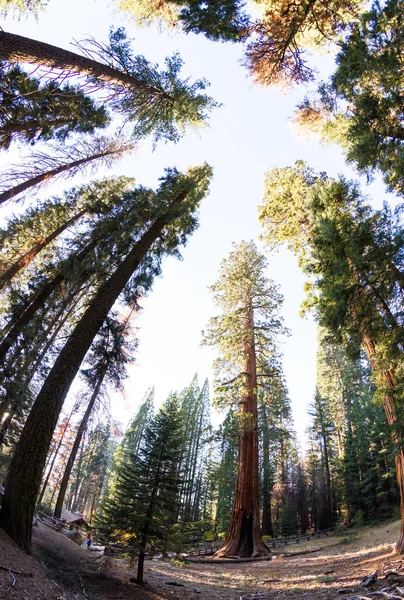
[216,301,270,558]
[361,331,404,553]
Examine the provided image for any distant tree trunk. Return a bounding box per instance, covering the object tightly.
[310,462,318,531]
[37,427,68,506]
[0,209,86,287]
[89,475,101,524]
[319,413,333,529]
[296,462,309,534]
[53,371,105,519]
[37,401,79,506]
[49,473,63,508]
[137,495,155,585]
[69,436,86,511]
[261,404,273,537]
[361,331,404,553]
[0,191,187,552]
[215,301,270,558]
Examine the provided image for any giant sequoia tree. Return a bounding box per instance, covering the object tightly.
[259,162,404,551]
[203,241,286,557]
[0,164,212,552]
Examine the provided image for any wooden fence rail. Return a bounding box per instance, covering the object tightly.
[184,530,331,557]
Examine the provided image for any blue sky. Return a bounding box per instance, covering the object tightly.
[0,0,396,445]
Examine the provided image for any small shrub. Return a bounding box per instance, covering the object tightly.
[353,509,364,529]
[169,558,187,568]
[37,503,53,516]
[339,536,351,545]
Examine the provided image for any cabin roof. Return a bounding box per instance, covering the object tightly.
[61,509,90,528]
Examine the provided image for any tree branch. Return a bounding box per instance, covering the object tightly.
[216,372,249,388]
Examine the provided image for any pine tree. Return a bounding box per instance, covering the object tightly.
[177,376,211,522]
[94,389,154,516]
[101,395,184,584]
[0,176,136,369]
[0,137,134,206]
[72,424,114,521]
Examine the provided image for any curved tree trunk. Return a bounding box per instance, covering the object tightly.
[0,31,164,97]
[0,190,187,552]
[53,370,105,519]
[69,437,86,511]
[216,301,270,559]
[0,209,86,286]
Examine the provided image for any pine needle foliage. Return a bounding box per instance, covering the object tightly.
[0,63,109,149]
[100,395,184,583]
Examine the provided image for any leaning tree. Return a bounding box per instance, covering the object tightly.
[202,240,287,557]
[0,28,216,144]
[0,163,212,551]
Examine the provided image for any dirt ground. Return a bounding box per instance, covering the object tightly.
[0,520,403,600]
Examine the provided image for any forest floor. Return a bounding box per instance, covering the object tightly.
[1,519,404,600]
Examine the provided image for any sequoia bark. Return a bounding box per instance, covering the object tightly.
[215,301,270,558]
